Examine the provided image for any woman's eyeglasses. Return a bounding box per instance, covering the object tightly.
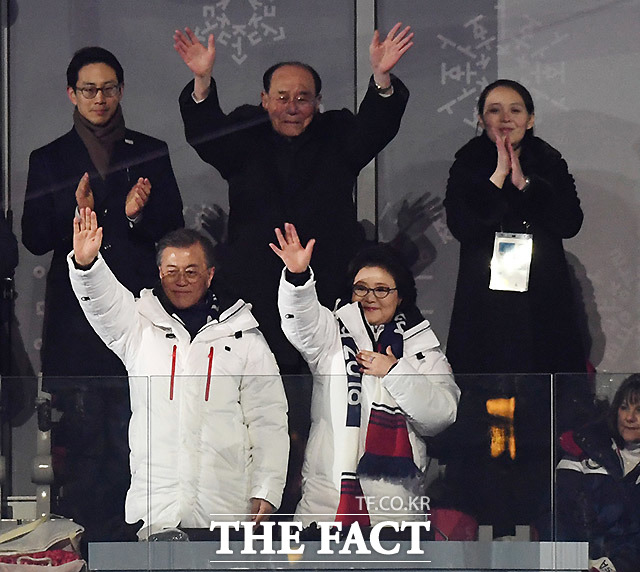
[352,285,397,299]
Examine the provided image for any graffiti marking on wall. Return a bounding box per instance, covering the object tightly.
[436,14,495,127]
[499,12,569,112]
[195,0,284,65]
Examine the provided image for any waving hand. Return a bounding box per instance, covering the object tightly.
[269,222,315,274]
[73,208,103,267]
[370,22,414,87]
[173,27,216,99]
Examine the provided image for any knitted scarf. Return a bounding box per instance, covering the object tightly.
[154,286,220,340]
[73,105,126,179]
[335,306,422,526]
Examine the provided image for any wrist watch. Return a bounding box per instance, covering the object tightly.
[375,82,393,95]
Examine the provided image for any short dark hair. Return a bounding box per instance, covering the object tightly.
[609,373,640,447]
[156,229,216,268]
[263,61,322,95]
[346,243,417,311]
[67,46,124,88]
[477,79,535,116]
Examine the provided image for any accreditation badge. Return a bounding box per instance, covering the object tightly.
[489,232,533,292]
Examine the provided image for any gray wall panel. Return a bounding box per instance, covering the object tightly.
[376,0,498,347]
[498,0,640,371]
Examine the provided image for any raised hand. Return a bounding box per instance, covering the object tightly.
[269,222,315,274]
[73,208,103,267]
[369,22,414,85]
[75,172,94,211]
[173,27,215,77]
[125,177,151,219]
[173,27,216,99]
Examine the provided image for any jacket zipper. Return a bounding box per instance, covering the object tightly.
[205,347,214,401]
[169,345,215,402]
[170,345,177,400]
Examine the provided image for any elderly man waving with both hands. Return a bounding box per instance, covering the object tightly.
[175,22,414,374]
[68,208,289,541]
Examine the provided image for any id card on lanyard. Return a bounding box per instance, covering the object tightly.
[489,232,533,292]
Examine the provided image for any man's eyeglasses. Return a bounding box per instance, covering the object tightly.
[352,284,398,299]
[75,84,121,99]
[271,95,316,110]
[161,268,205,284]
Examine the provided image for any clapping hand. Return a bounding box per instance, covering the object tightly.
[75,172,94,211]
[491,126,527,190]
[506,136,527,189]
[492,126,511,185]
[125,177,151,219]
[73,208,103,267]
[269,222,315,273]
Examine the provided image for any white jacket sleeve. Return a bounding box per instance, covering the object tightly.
[67,252,141,368]
[277,268,340,369]
[239,331,289,510]
[382,330,460,437]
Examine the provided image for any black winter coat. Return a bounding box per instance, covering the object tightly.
[22,127,184,378]
[179,76,409,370]
[444,132,585,374]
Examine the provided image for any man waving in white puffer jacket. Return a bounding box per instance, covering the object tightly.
[68,208,288,540]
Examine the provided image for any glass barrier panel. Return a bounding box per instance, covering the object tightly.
[0,373,595,570]
[0,374,596,570]
[78,373,580,570]
[0,375,141,566]
[430,373,555,544]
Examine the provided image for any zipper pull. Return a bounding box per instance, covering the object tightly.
[170,345,177,400]
[205,347,214,401]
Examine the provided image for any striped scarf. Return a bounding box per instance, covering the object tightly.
[335,308,421,526]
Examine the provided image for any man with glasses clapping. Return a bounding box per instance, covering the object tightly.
[21,46,184,549]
